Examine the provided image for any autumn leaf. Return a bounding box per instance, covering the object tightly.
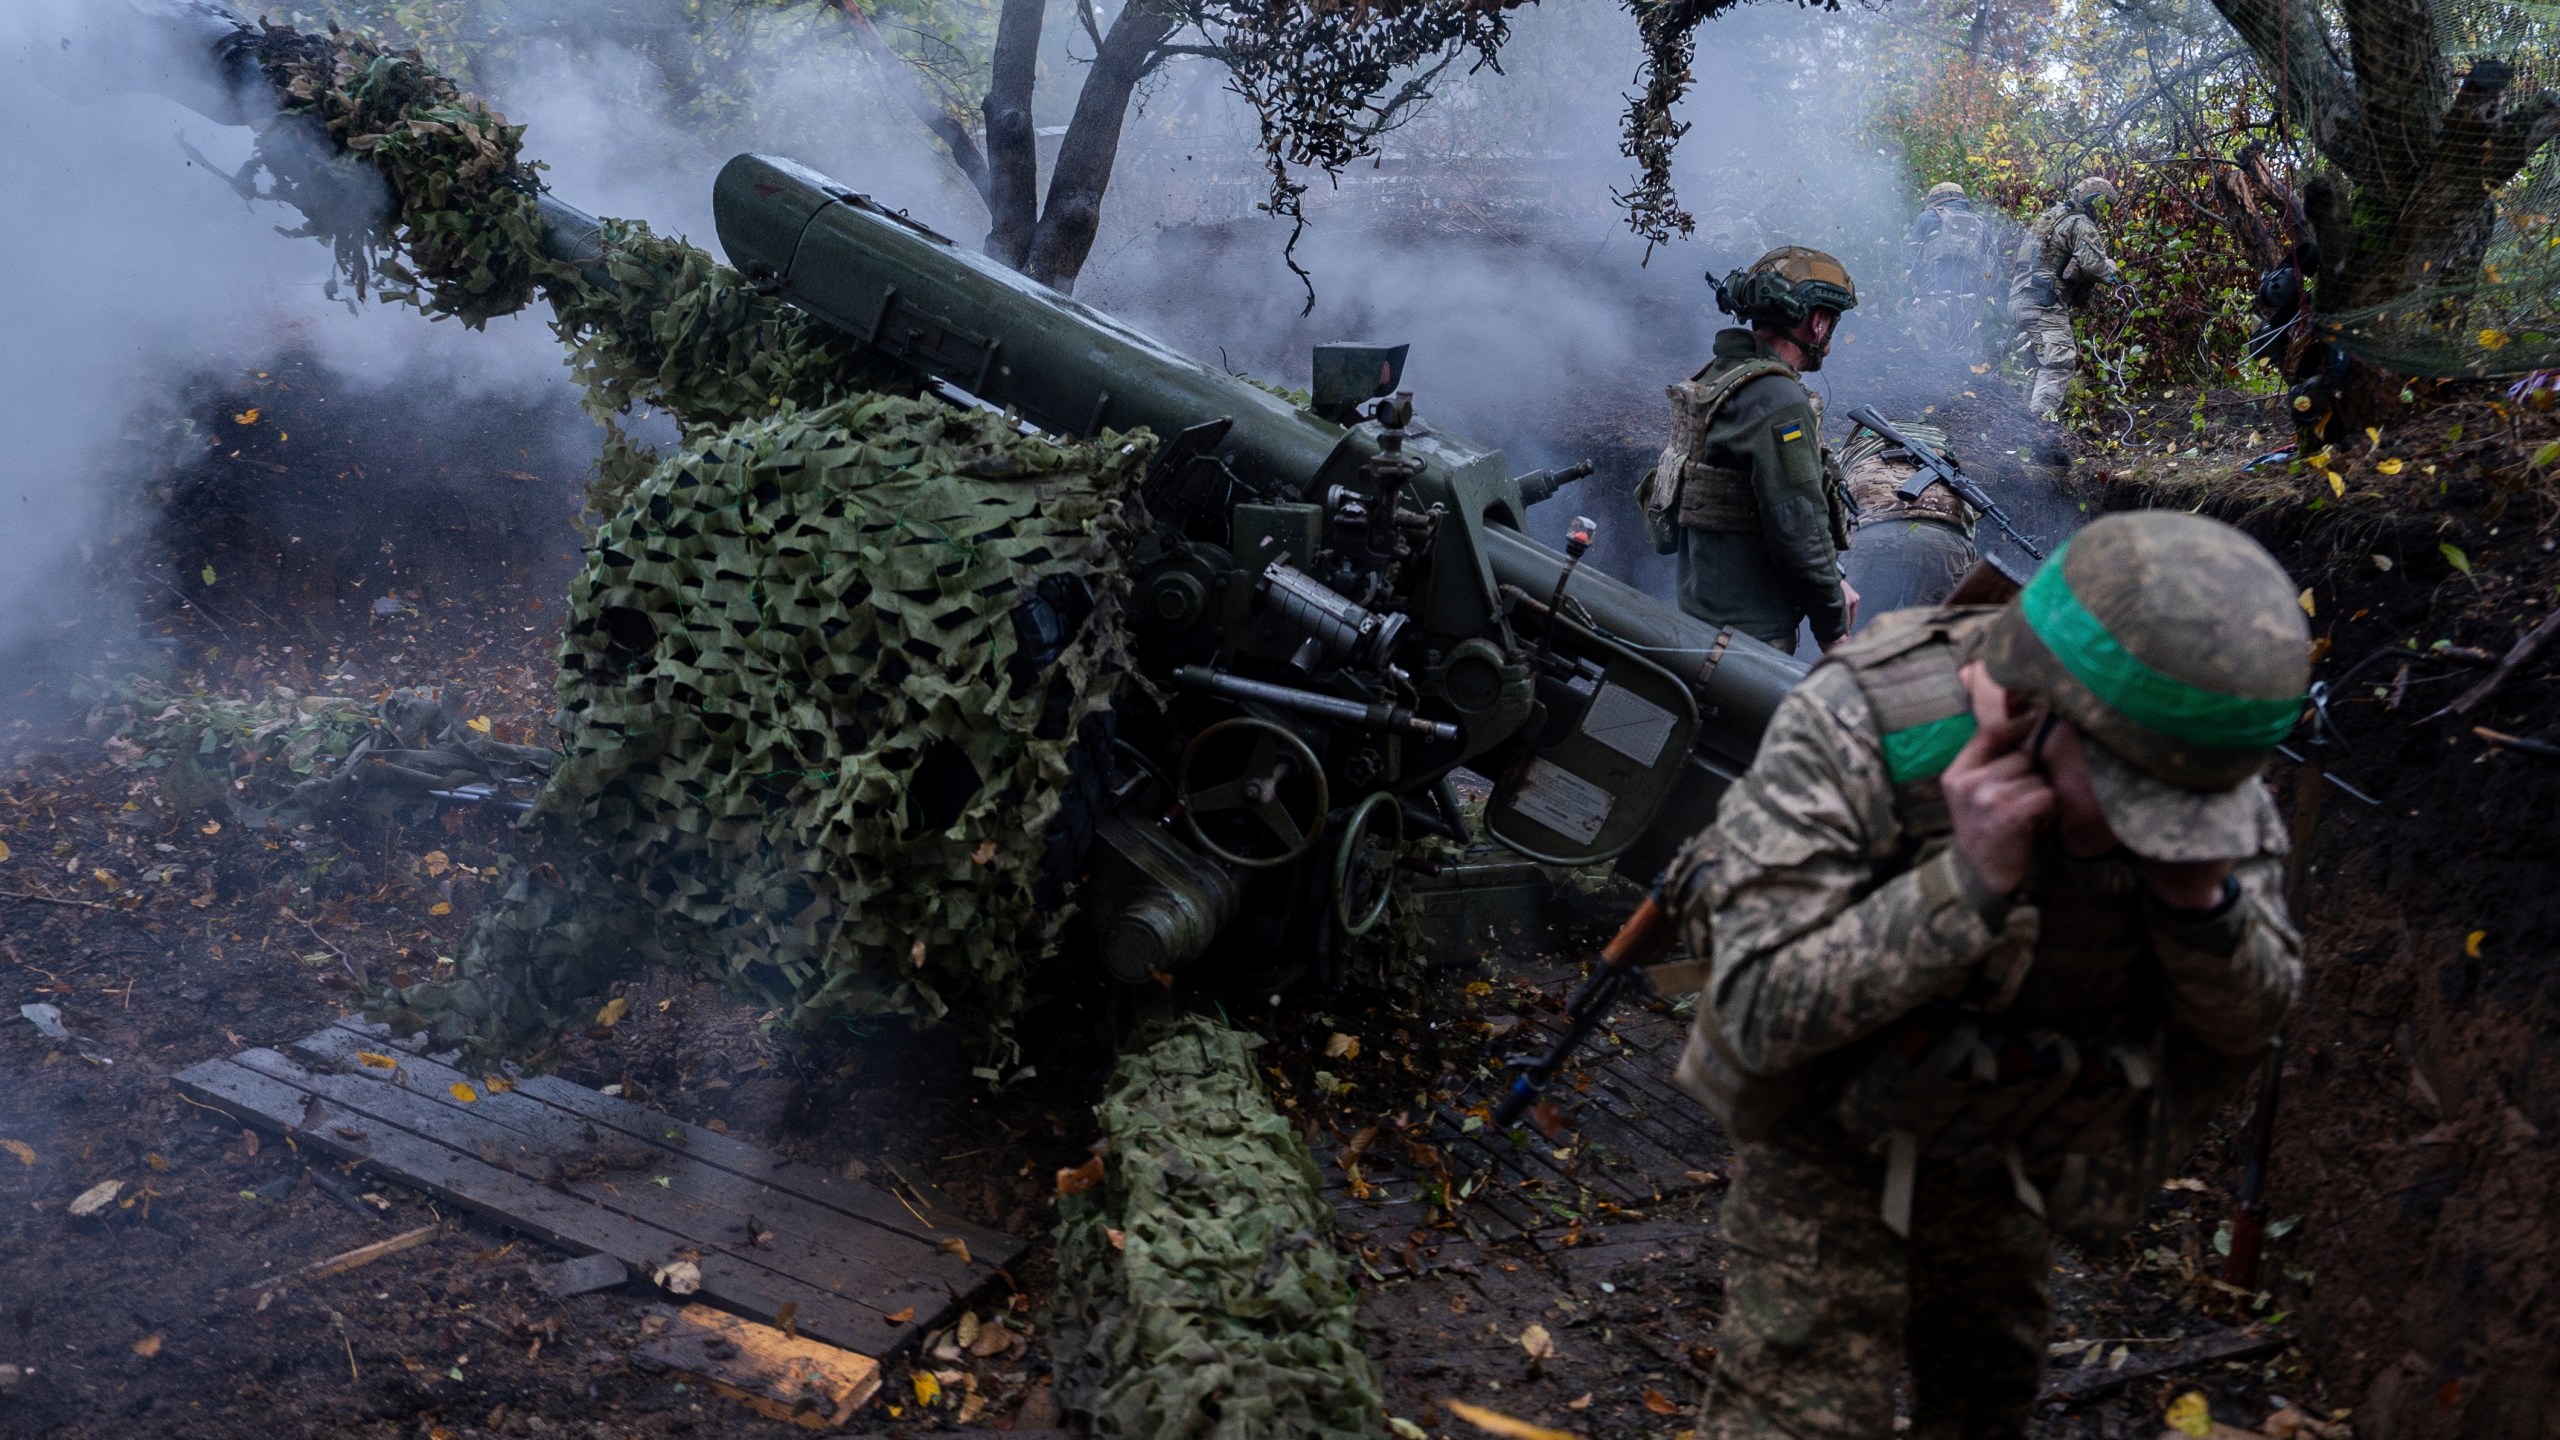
[132,1333,163,1358]
[885,1306,919,1324]
[422,850,452,877]
[1056,1155,1105,1195]
[2441,542,2475,579]
[449,1082,479,1103]
[595,996,630,1027]
[1444,1399,1578,1440]
[0,839,9,864]
[1518,1322,1556,1361]
[482,1075,514,1095]
[1,1139,34,1167]
[1642,1387,1680,1415]
[2467,930,2486,957]
[2327,472,2345,497]
[466,715,492,734]
[428,902,452,916]
[938,1236,973,1264]
[355,1051,400,1070]
[2297,589,2316,617]
[2377,458,2404,476]
[1325,1032,1361,1060]
[911,1371,942,1406]
[2167,1389,2214,1437]
[233,408,260,425]
[2478,328,2511,351]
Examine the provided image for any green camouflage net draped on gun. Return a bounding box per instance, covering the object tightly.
[1050,1015,1386,1440]
[383,397,1150,1054]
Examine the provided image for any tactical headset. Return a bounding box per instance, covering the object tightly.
[1710,246,1860,328]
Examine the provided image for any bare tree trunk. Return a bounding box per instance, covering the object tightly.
[982,0,1047,269]
[1022,0,1182,292]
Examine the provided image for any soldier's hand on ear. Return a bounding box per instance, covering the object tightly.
[1941,660,2053,896]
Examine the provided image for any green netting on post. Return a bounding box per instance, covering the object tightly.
[1050,1014,1387,1440]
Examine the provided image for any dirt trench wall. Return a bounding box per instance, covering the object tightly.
[2274,732,2560,1440]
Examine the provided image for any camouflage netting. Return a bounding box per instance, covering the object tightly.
[381,396,1151,1055]
[1050,1014,1386,1440]
[221,22,1153,1050]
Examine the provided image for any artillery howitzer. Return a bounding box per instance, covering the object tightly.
[689,155,1805,988]
[126,0,1806,1005]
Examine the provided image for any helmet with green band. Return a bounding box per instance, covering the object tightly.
[1981,512,2309,860]
[1713,246,1860,328]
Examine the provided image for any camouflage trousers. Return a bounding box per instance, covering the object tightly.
[1699,1129,2053,1440]
[2012,301,2078,419]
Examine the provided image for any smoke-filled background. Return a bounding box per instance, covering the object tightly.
[0,0,1939,687]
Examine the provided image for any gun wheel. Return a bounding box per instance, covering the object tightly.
[1176,718,1328,870]
[1331,790,1406,937]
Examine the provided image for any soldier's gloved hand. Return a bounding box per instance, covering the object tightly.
[1941,660,2055,896]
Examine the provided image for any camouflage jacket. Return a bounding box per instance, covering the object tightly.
[1686,617,2299,1116]
[2013,204,2117,307]
[1838,425,1973,534]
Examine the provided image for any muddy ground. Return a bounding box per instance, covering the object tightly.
[0,334,2481,1440]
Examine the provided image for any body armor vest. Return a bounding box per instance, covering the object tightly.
[1638,356,1797,546]
[1675,607,2181,1245]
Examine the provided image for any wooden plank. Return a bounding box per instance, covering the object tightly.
[173,1057,907,1357]
[633,1303,881,1429]
[227,1048,961,1326]
[256,1042,982,1311]
[321,1019,1021,1264]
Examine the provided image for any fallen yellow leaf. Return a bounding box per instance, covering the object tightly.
[233,408,260,425]
[1445,1399,1578,1440]
[885,1305,918,1323]
[200,820,221,836]
[466,715,492,734]
[911,1371,942,1406]
[449,1082,479,1103]
[422,850,452,877]
[483,1075,514,1094]
[132,1332,164,1358]
[1519,1321,1557,1361]
[1,1139,34,1167]
[938,1236,973,1264]
[1325,1032,1361,1060]
[2365,426,2382,446]
[2378,458,2405,475]
[355,1051,400,1070]
[0,839,9,863]
[2479,327,2511,351]
[595,996,630,1026]
[2167,1389,2213,1438]
[2297,588,2316,617]
[2328,472,2345,497]
[2467,930,2486,957]
[428,902,452,916]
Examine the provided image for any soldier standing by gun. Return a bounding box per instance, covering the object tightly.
[2011,177,2124,423]
[1664,512,2306,1439]
[1639,247,1864,652]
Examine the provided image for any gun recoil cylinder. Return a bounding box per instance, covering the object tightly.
[1173,667,1458,741]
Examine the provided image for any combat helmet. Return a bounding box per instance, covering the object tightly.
[1980,512,2309,860]
[1923,181,1968,206]
[2067,176,2121,213]
[1712,246,1860,327]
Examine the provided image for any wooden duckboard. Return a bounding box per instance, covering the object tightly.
[634,1303,882,1429]
[174,1018,1025,1362]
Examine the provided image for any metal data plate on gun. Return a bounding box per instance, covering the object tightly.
[1485,641,1699,866]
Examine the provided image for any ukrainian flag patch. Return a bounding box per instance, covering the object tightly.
[1777,423,1806,444]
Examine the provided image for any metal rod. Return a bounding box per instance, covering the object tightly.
[1171,667,1457,741]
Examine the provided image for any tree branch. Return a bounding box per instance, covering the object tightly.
[837,0,989,204]
[2203,0,2369,183]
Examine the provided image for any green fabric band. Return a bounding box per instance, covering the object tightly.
[2021,541,2302,749]
[1882,712,1977,781]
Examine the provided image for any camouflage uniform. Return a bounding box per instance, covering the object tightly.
[2010,189,2119,419]
[1668,541,2304,1437]
[1639,327,1853,649]
[1837,422,1977,626]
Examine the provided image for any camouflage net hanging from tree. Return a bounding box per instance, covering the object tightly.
[2203,0,2560,377]
[215,20,1151,1052]
[1050,1014,1387,1440]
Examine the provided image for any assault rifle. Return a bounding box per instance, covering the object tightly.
[1845,405,2045,561]
[1491,892,1680,1128]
